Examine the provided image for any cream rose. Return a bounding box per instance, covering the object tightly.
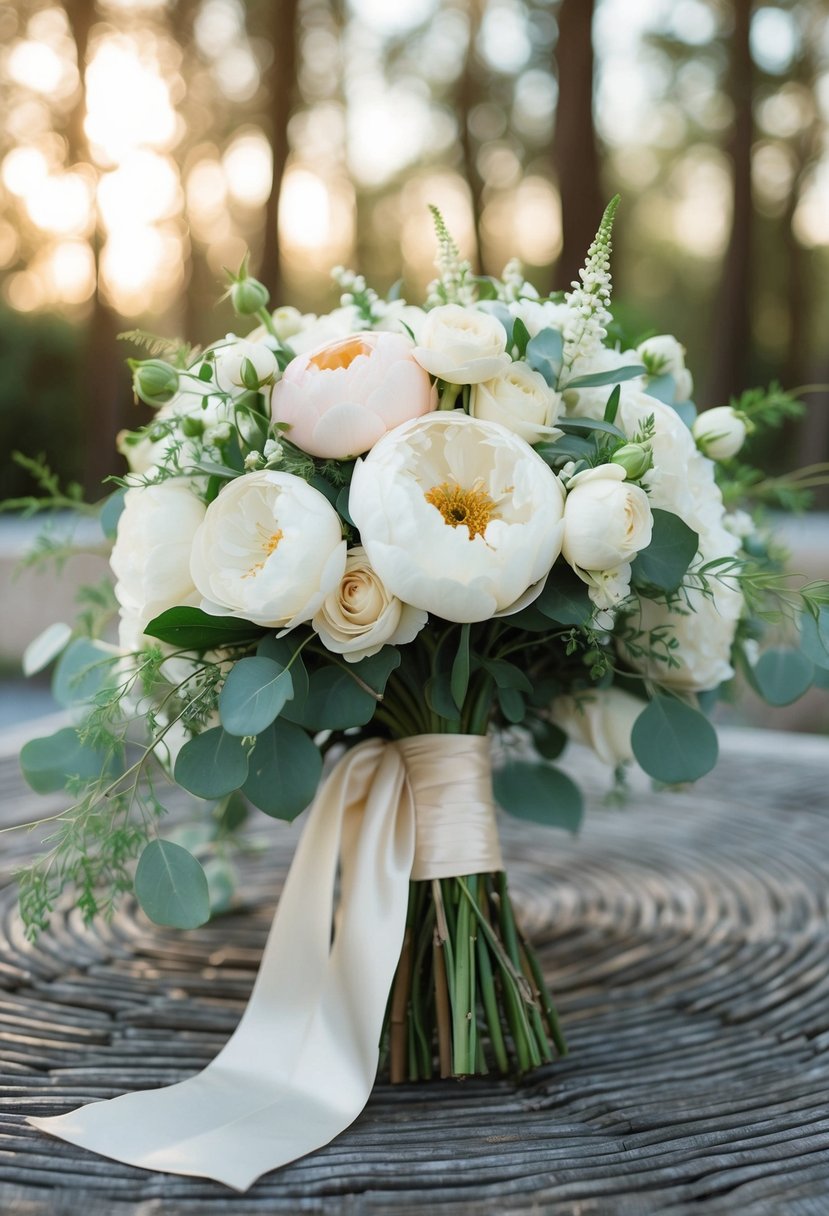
[312,546,427,662]
[562,464,653,572]
[469,361,562,445]
[189,470,346,629]
[692,407,748,461]
[412,304,510,384]
[349,411,565,623]
[552,687,644,767]
[271,331,436,459]
[111,480,206,630]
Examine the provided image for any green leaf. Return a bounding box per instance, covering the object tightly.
[243,721,322,820]
[497,686,526,723]
[425,671,461,722]
[631,696,718,784]
[218,656,293,736]
[512,316,530,358]
[527,717,567,761]
[23,621,72,676]
[537,569,593,626]
[631,509,699,594]
[644,373,676,405]
[493,761,583,832]
[800,607,829,671]
[563,363,646,390]
[174,727,249,798]
[257,635,310,709]
[526,327,564,387]
[145,606,264,650]
[99,487,126,540]
[477,657,533,693]
[52,637,116,707]
[603,384,621,424]
[536,434,597,463]
[451,623,471,710]
[672,400,697,428]
[336,485,354,526]
[20,726,111,794]
[134,839,210,929]
[204,857,236,915]
[752,648,814,707]
[557,416,626,439]
[477,300,514,342]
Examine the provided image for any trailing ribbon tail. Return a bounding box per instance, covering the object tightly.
[28,738,415,1192]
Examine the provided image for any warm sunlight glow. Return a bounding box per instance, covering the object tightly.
[223,132,273,207]
[7,40,72,96]
[25,171,94,237]
[98,152,181,231]
[279,169,331,249]
[100,224,184,314]
[2,147,49,197]
[84,36,178,166]
[43,241,96,304]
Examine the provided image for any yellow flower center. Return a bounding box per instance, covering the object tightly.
[244,528,284,578]
[424,481,495,540]
[309,336,372,372]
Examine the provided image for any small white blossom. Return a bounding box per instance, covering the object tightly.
[263,438,284,465]
[562,197,619,373]
[244,451,262,470]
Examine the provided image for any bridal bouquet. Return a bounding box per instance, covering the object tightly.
[14,199,828,1188]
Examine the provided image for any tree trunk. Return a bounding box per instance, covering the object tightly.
[704,0,754,407]
[457,0,485,274]
[552,0,604,288]
[259,0,300,302]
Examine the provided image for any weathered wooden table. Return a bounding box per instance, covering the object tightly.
[1,722,828,1215]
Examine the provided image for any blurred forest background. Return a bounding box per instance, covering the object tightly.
[1,0,828,501]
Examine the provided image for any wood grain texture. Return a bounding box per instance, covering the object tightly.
[1,726,828,1215]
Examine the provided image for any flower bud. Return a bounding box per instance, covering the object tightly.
[130,359,179,407]
[230,275,270,316]
[611,442,652,480]
[692,407,749,460]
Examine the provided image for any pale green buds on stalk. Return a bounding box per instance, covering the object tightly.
[692,406,751,461]
[129,358,179,407]
[231,275,270,316]
[611,442,652,480]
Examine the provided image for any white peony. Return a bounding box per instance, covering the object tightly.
[349,411,565,623]
[637,334,693,402]
[561,346,645,420]
[562,464,653,572]
[210,336,278,394]
[280,306,363,356]
[189,470,346,629]
[552,687,644,767]
[469,361,563,445]
[111,479,206,655]
[312,546,427,662]
[412,305,510,384]
[508,298,570,338]
[692,406,748,460]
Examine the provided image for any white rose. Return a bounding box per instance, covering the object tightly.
[312,546,427,662]
[562,346,645,420]
[469,361,562,445]
[637,334,693,403]
[413,304,510,384]
[692,407,748,460]
[111,481,206,629]
[210,336,279,393]
[562,464,653,572]
[349,411,565,623]
[508,298,570,338]
[552,687,644,767]
[190,470,347,629]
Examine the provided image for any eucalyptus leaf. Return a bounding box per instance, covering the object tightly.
[258,635,311,717]
[752,648,814,706]
[23,622,72,677]
[631,696,718,784]
[145,606,264,650]
[527,717,567,761]
[219,656,293,736]
[99,487,126,540]
[493,760,583,833]
[631,509,699,594]
[451,623,471,710]
[425,672,461,722]
[174,727,249,798]
[477,657,533,693]
[557,416,627,439]
[800,606,829,671]
[243,721,322,820]
[476,300,514,343]
[20,726,112,795]
[135,839,210,929]
[672,400,697,428]
[537,570,594,626]
[526,327,564,386]
[497,686,526,723]
[562,363,646,390]
[52,638,117,707]
[644,373,676,405]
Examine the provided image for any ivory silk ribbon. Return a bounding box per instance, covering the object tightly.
[29,733,503,1192]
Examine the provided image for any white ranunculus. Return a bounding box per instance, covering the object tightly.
[190,470,346,629]
[552,687,644,767]
[508,298,570,338]
[349,411,565,623]
[111,481,206,629]
[210,336,279,393]
[313,546,427,662]
[637,334,694,402]
[469,361,562,445]
[562,464,653,572]
[692,406,748,460]
[561,346,646,420]
[413,305,510,384]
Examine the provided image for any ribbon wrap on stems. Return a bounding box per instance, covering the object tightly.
[29,734,503,1192]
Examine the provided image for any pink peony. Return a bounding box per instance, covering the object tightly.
[270,331,436,459]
